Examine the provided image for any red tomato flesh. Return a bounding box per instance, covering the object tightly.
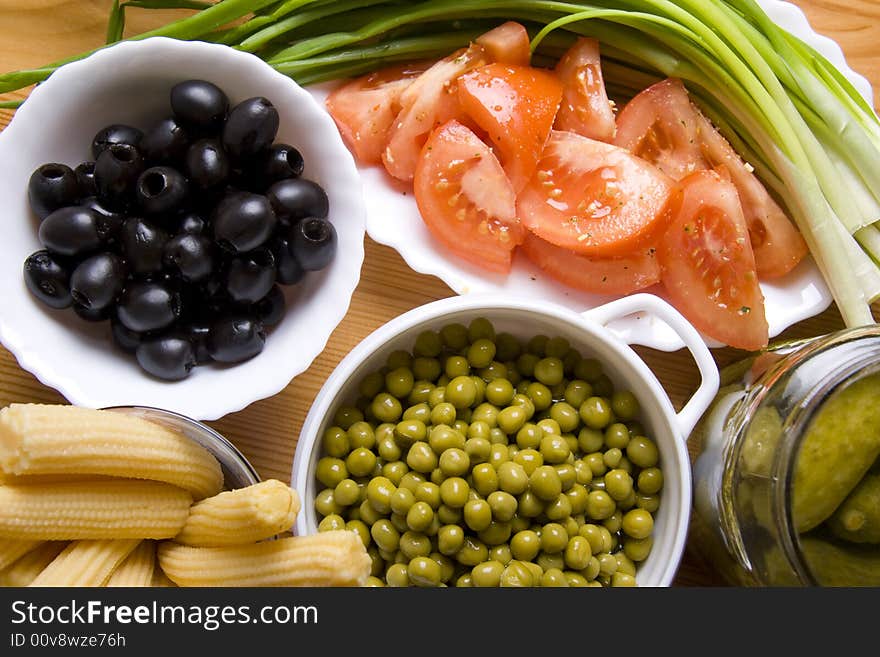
[658,170,768,351]
[521,231,660,296]
[517,130,674,256]
[553,38,617,143]
[414,120,524,273]
[615,78,807,278]
[458,63,563,193]
[325,62,429,165]
[475,21,531,67]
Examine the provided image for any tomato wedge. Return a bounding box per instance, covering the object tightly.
[615,78,807,278]
[658,170,768,351]
[414,120,524,273]
[458,63,563,193]
[516,130,674,256]
[553,38,617,143]
[521,231,660,296]
[475,21,531,67]
[325,62,430,165]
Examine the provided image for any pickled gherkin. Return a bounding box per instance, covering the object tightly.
[828,473,880,544]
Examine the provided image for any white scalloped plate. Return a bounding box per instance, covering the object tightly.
[0,38,366,421]
[309,0,873,351]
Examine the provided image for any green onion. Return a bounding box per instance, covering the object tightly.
[1,0,878,326]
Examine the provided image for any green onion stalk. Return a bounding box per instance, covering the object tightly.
[1,0,878,326]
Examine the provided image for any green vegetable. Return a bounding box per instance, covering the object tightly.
[828,473,880,544]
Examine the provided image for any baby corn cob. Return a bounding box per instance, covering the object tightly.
[0,539,42,570]
[151,567,177,588]
[30,539,139,587]
[175,479,301,547]
[0,480,192,540]
[158,531,371,587]
[0,404,222,499]
[106,541,156,587]
[0,542,67,587]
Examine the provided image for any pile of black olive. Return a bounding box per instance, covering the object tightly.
[22,79,336,381]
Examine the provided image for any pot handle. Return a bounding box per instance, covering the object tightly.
[583,293,720,438]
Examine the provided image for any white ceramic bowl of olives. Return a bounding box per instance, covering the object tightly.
[0,37,366,421]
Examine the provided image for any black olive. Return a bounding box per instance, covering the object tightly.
[163,233,214,283]
[91,124,143,159]
[258,143,304,187]
[212,191,276,253]
[119,217,169,275]
[141,116,190,165]
[266,178,329,221]
[69,252,126,311]
[136,335,196,381]
[269,233,305,285]
[38,206,103,258]
[290,217,337,271]
[94,143,145,210]
[116,281,180,333]
[111,317,144,353]
[253,285,286,327]
[23,250,72,309]
[222,96,279,160]
[72,302,111,322]
[185,138,230,190]
[225,247,275,304]
[136,166,189,216]
[80,196,125,243]
[74,162,97,200]
[171,80,229,134]
[178,212,207,235]
[27,163,80,220]
[179,322,213,364]
[207,315,266,363]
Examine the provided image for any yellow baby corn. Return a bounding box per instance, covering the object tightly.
[175,479,301,547]
[158,531,371,587]
[30,539,139,587]
[0,404,222,499]
[0,542,67,587]
[0,480,192,540]
[106,541,156,587]
[150,567,177,588]
[0,539,42,570]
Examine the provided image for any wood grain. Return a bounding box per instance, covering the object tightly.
[0,1,877,587]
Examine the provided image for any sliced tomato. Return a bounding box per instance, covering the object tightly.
[521,231,660,295]
[325,62,430,165]
[475,21,531,67]
[414,120,523,274]
[516,130,674,256]
[553,37,617,143]
[615,78,807,278]
[658,170,768,351]
[458,63,563,193]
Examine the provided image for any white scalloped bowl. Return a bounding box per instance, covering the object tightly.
[0,38,366,421]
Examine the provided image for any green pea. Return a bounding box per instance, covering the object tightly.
[385,367,414,400]
[602,510,623,534]
[497,461,529,494]
[563,516,580,538]
[318,513,346,532]
[470,403,499,427]
[539,434,571,464]
[372,393,403,423]
[467,338,497,369]
[345,518,371,547]
[488,443,509,468]
[385,563,409,587]
[611,572,638,587]
[356,498,382,526]
[333,406,364,430]
[437,504,463,525]
[477,521,511,546]
[395,420,427,448]
[522,334,546,356]
[430,467,446,486]
[465,436,492,464]
[468,317,496,342]
[358,371,385,399]
[603,447,623,469]
[444,355,471,379]
[316,457,349,488]
[408,381,435,405]
[510,530,541,561]
[453,419,470,435]
[516,353,540,378]
[398,471,426,493]
[494,332,521,361]
[563,380,592,409]
[547,401,578,433]
[441,323,469,351]
[584,452,607,477]
[536,418,560,436]
[390,487,416,516]
[321,426,350,458]
[636,492,661,513]
[545,494,573,522]
[517,490,544,518]
[605,469,634,502]
[489,428,508,445]
[464,499,493,531]
[478,361,508,382]
[487,491,518,522]
[414,481,441,509]
[638,467,664,495]
[593,374,615,398]
[334,478,361,507]
[483,378,514,406]
[572,459,593,486]
[428,386,446,408]
[439,448,470,477]
[604,422,631,450]
[427,425,464,454]
[410,329,441,358]
[402,402,431,424]
[513,449,544,476]
[610,389,640,421]
[439,476,470,508]
[406,441,438,474]
[456,573,474,587]
[628,435,659,468]
[615,552,637,576]
[495,405,525,435]
[598,552,619,577]
[514,423,541,450]
[370,519,400,552]
[564,535,592,570]
[499,560,534,587]
[564,434,579,455]
[579,397,613,430]
[578,427,604,453]
[464,462,494,497]
[437,524,465,556]
[534,357,564,386]
[405,502,434,533]
[541,523,569,553]
[405,556,441,587]
[522,382,550,412]
[555,463,577,491]
[446,375,477,409]
[484,544,510,566]
[510,394,536,420]
[541,568,569,587]
[529,465,562,501]
[622,508,654,539]
[566,483,589,515]
[586,490,616,520]
[365,476,395,513]
[578,524,604,554]
[456,537,490,568]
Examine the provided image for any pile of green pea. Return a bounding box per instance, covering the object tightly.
[313,318,663,587]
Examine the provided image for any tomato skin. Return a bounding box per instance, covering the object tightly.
[615,77,807,278]
[414,120,523,274]
[521,231,660,295]
[325,62,429,165]
[658,170,768,351]
[458,63,563,193]
[475,21,531,66]
[553,38,616,143]
[517,130,674,257]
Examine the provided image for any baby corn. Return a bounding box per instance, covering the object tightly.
[0,480,192,540]
[0,542,67,587]
[0,539,42,570]
[106,541,156,587]
[158,531,371,587]
[30,539,139,587]
[0,404,222,499]
[175,479,301,547]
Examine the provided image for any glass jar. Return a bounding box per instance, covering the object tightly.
[690,325,880,586]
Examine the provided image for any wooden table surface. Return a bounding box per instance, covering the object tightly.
[1,1,877,587]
